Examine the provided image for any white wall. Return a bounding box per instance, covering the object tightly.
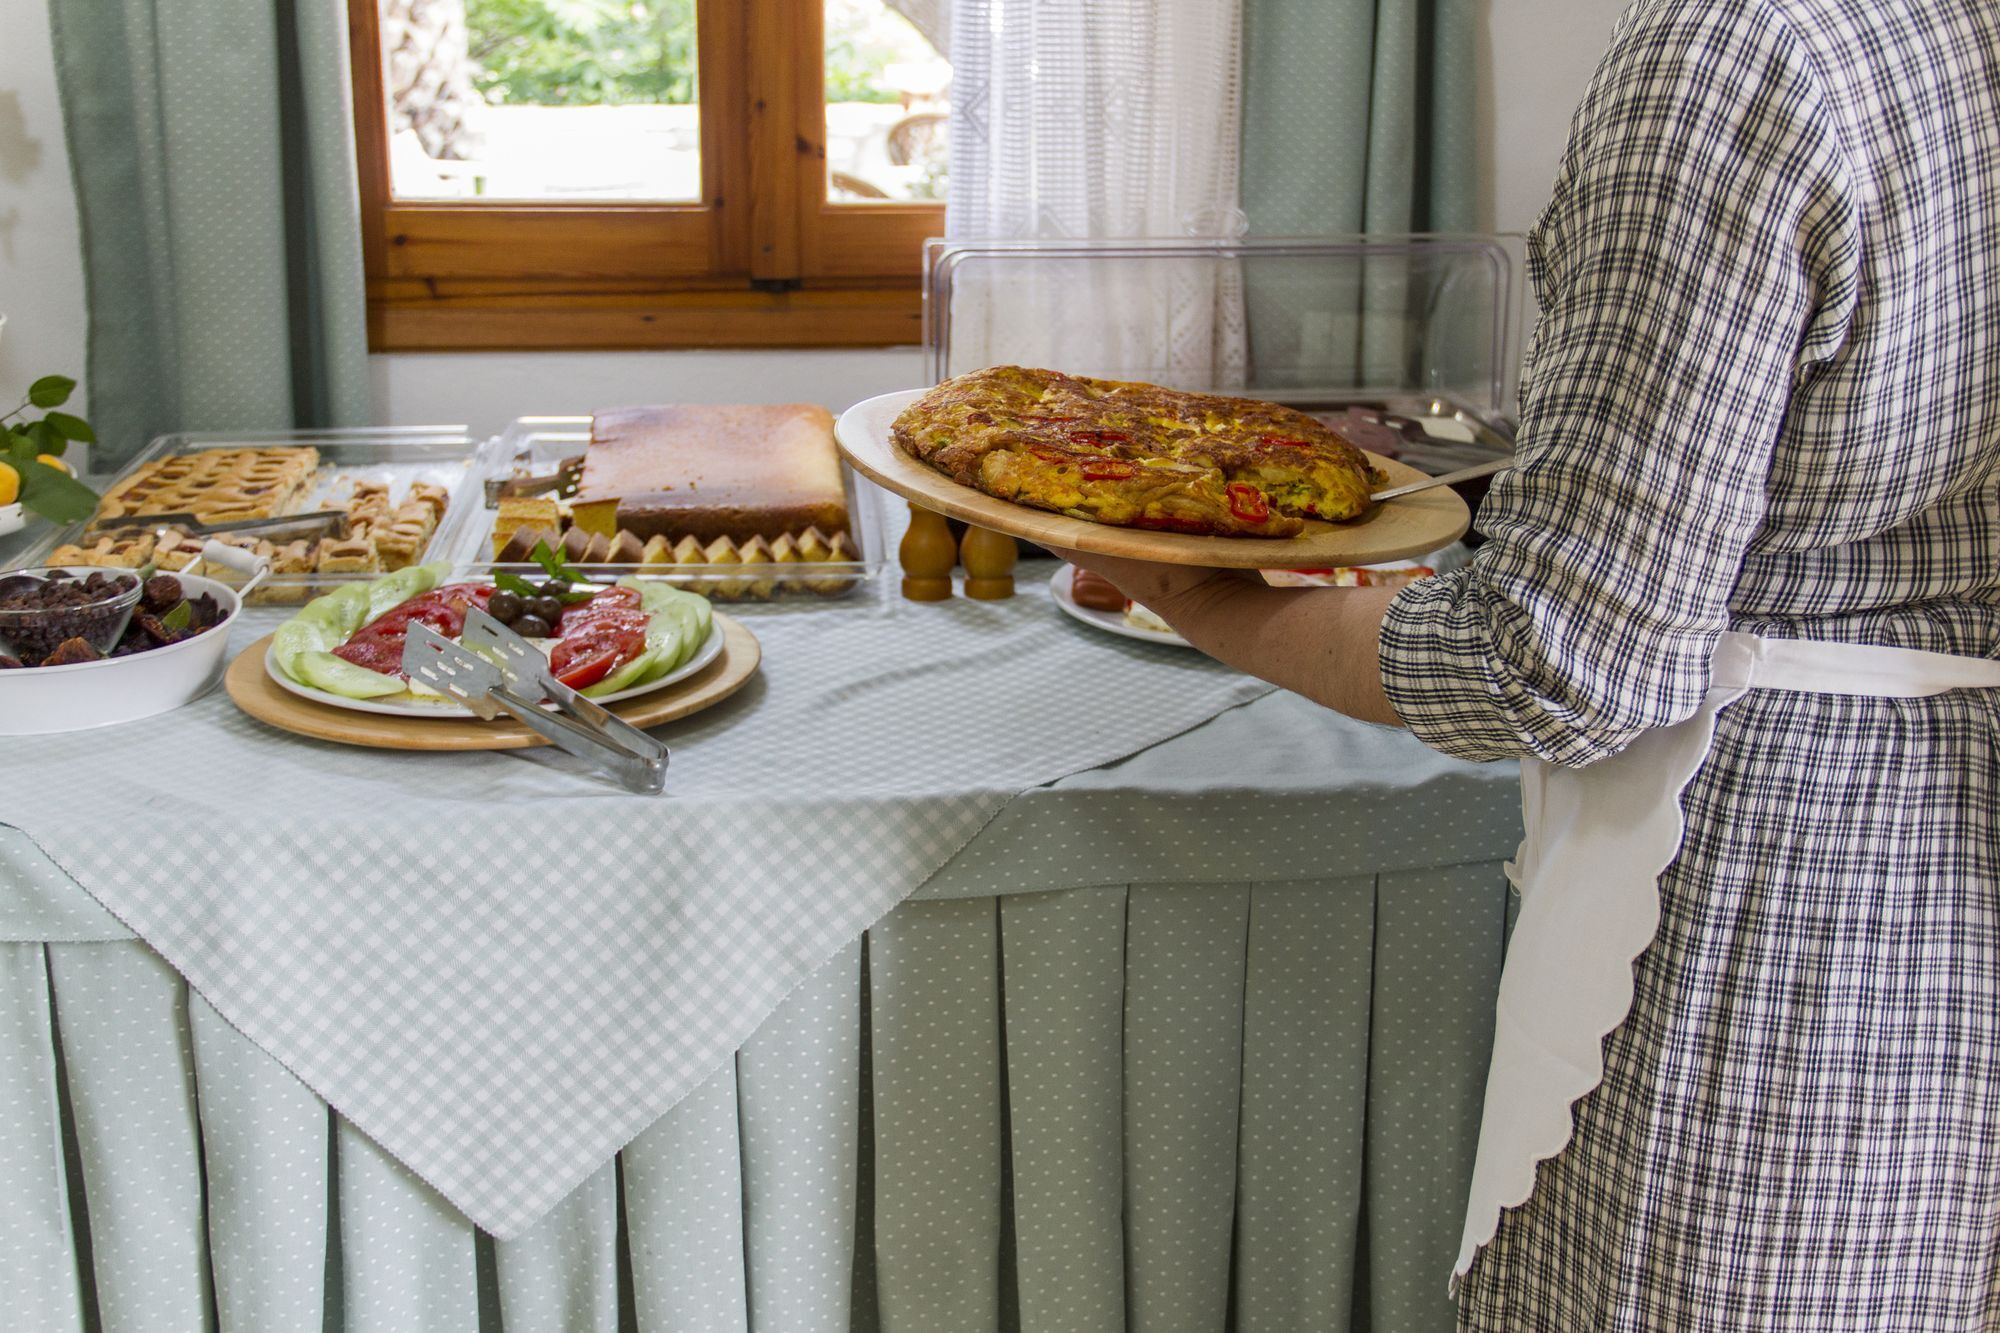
[372,347,925,438]
[7,0,1625,435]
[1478,2,1623,236]
[0,0,89,431]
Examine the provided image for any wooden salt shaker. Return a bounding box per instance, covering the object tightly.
[959,524,1017,599]
[899,502,956,600]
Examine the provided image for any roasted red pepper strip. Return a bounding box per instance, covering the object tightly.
[1080,459,1139,481]
[1066,428,1132,447]
[1258,434,1313,449]
[1227,482,1271,525]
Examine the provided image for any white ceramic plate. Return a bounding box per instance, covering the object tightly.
[0,570,244,735]
[1048,565,1192,648]
[264,621,725,718]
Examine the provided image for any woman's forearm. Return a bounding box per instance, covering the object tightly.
[1153,578,1406,727]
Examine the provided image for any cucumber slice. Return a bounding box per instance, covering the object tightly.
[293,649,404,699]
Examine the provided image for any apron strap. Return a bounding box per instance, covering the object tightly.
[1715,630,2000,697]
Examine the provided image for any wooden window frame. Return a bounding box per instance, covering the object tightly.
[346,0,938,351]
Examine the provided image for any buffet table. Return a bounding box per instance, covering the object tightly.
[0,572,1521,1333]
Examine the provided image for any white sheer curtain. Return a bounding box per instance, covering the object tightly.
[944,0,1247,390]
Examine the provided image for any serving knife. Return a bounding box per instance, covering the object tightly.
[1370,456,1512,503]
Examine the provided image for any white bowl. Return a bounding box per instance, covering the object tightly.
[0,572,244,735]
[0,503,23,538]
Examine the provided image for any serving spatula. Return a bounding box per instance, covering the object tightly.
[457,605,670,767]
[401,622,669,794]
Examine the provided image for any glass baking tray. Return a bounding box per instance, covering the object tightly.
[451,417,886,602]
[7,426,484,604]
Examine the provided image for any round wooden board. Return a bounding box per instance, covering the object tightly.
[836,388,1470,568]
[225,613,761,751]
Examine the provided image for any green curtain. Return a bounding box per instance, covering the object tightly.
[47,0,371,466]
[1239,0,1480,392]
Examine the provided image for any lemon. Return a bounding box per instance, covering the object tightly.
[35,453,72,476]
[0,460,17,506]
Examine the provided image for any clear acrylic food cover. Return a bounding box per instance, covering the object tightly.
[923,234,1526,421]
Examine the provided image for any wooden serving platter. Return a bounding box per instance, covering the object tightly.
[225,613,760,751]
[835,388,1470,569]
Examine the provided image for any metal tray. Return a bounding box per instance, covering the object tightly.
[7,426,484,603]
[451,417,886,603]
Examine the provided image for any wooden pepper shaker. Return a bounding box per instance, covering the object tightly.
[959,524,1017,600]
[899,502,956,600]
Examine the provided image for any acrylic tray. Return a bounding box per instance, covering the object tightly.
[452,417,886,603]
[6,427,483,604]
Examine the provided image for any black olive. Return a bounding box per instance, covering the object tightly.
[538,579,570,598]
[526,595,564,623]
[512,613,552,639]
[488,590,524,623]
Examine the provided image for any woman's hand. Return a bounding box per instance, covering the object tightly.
[1047,546,1251,627]
[1046,545,1406,728]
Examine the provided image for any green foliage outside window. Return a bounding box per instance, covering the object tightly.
[468,0,698,106]
[466,0,903,106]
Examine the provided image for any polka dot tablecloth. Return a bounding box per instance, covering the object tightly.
[0,592,1523,1331]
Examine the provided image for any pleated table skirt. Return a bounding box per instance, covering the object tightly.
[3,868,1509,1333]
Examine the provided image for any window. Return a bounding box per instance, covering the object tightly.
[347,0,950,350]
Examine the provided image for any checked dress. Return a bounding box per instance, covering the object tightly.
[1378,0,2000,1328]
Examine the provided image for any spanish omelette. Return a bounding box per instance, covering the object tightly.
[890,366,1381,538]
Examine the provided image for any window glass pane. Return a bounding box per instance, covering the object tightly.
[381,0,700,202]
[824,0,950,204]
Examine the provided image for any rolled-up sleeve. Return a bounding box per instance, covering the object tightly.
[1380,0,1857,767]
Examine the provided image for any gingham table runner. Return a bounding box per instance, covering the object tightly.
[0,579,1273,1237]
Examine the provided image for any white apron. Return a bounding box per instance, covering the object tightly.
[1454,630,2000,1283]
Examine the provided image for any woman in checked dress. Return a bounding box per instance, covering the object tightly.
[1063,0,2000,1326]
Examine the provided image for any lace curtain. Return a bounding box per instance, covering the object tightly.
[944,0,1249,390]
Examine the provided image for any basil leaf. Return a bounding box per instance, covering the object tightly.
[493,570,541,598]
[161,600,192,631]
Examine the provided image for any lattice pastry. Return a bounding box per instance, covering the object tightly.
[49,533,157,568]
[316,536,381,574]
[94,448,320,524]
[373,500,437,571]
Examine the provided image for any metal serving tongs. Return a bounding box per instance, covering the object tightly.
[401,608,669,794]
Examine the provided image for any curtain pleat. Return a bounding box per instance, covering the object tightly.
[189,991,331,1331]
[491,1159,621,1333]
[621,1062,751,1330]
[1233,876,1379,1332]
[1362,867,1509,1329]
[44,945,211,1332]
[867,899,1005,1332]
[735,940,865,1332]
[333,1117,480,1332]
[0,944,87,1333]
[996,888,1129,1333]
[14,873,1508,1332]
[1123,882,1254,1332]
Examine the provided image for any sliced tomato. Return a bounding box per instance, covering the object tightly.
[332,584,494,677]
[553,649,623,690]
[1227,482,1271,525]
[548,613,648,680]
